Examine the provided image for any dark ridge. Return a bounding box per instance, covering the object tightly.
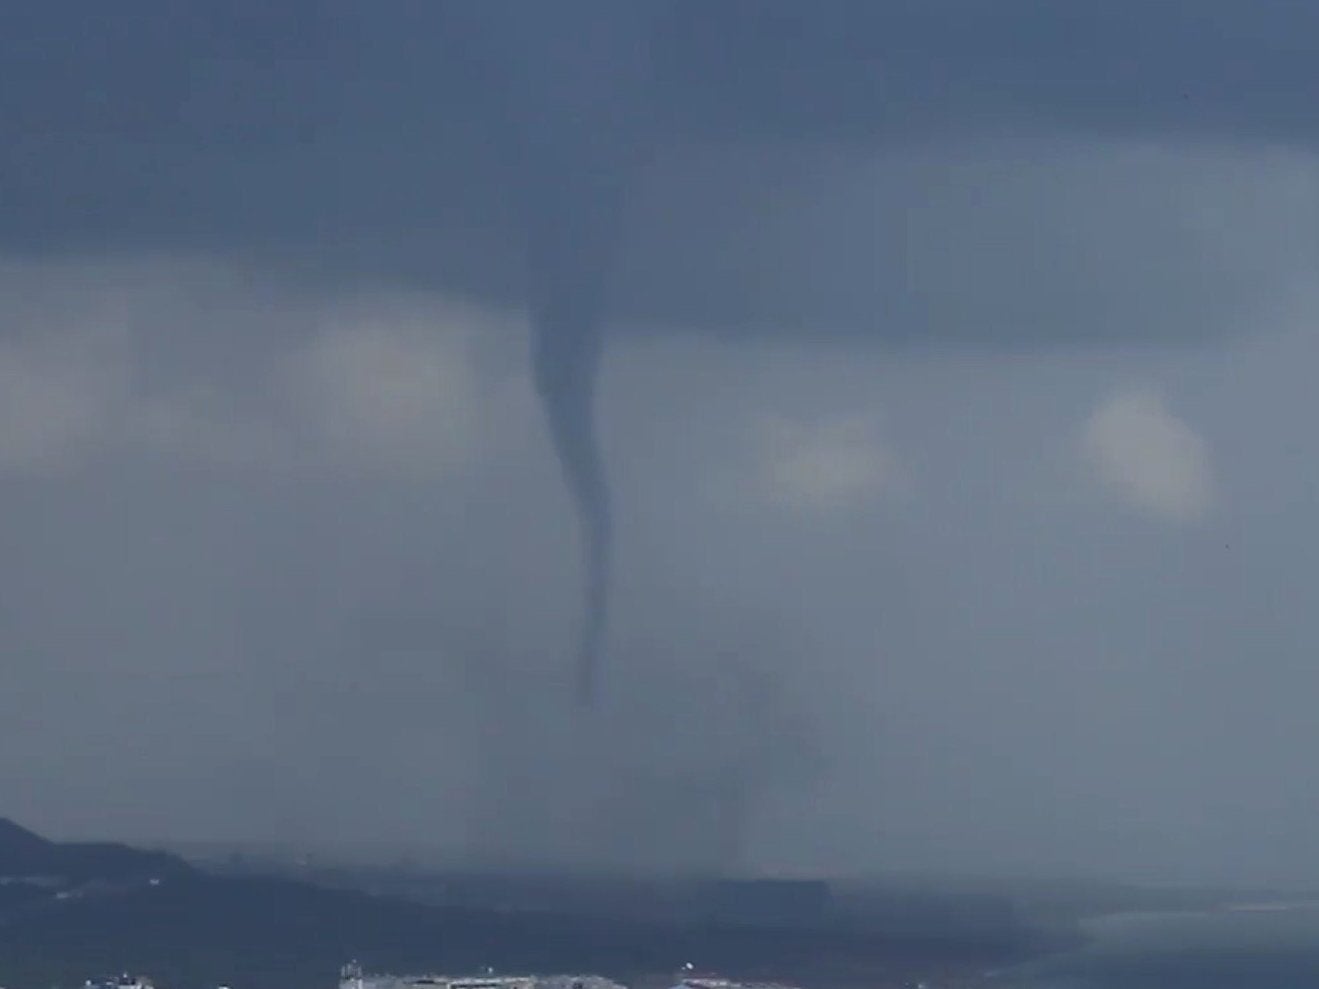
[0,819,52,863]
[0,822,1060,989]
[0,818,191,883]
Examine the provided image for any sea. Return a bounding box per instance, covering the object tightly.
[993,902,1319,988]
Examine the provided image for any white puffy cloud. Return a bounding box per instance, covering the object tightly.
[0,257,524,478]
[748,413,905,514]
[283,313,483,474]
[1082,388,1214,523]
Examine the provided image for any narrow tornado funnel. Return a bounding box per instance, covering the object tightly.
[525,171,619,706]
[477,0,658,705]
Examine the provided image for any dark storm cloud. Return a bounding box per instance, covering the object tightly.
[4,0,1318,340]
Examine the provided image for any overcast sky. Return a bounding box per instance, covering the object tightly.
[4,2,1319,887]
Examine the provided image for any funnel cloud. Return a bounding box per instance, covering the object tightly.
[467,0,658,702]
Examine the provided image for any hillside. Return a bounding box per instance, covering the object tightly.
[0,821,1059,989]
[0,819,190,883]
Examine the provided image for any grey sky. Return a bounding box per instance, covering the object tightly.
[3,2,1319,886]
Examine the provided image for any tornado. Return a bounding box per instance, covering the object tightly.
[470,0,659,704]
[524,163,622,706]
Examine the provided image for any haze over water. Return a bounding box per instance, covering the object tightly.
[1004,904,1319,988]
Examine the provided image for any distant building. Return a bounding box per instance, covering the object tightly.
[85,975,154,989]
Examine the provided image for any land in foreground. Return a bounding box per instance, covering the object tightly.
[1,819,1205,989]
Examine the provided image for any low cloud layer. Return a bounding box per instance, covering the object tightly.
[0,260,528,479]
[748,413,905,515]
[2,225,1317,886]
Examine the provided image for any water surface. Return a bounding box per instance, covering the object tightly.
[999,903,1319,988]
